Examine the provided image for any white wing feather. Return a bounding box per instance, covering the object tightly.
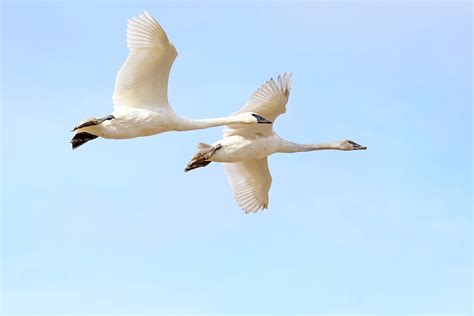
[224,73,292,137]
[223,158,272,213]
[113,11,177,110]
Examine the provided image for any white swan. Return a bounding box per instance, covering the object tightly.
[71,11,271,149]
[185,73,367,213]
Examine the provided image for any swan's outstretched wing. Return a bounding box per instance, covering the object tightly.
[223,158,272,213]
[224,73,292,137]
[113,11,177,110]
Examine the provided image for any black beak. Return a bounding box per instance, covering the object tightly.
[353,143,367,150]
[252,114,272,124]
[259,118,272,124]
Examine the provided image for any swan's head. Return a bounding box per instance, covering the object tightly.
[238,112,272,124]
[339,139,367,151]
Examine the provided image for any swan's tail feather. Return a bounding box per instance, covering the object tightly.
[184,143,222,172]
[196,142,212,151]
[71,132,98,150]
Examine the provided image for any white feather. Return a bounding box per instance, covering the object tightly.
[224,159,272,213]
[224,73,292,138]
[113,11,177,110]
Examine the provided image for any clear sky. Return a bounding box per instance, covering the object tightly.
[1,1,472,315]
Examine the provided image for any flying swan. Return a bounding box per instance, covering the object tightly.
[70,11,271,149]
[185,73,367,213]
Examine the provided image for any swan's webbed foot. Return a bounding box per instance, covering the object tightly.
[71,132,98,150]
[184,143,222,172]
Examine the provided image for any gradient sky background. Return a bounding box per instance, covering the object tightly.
[1,1,472,315]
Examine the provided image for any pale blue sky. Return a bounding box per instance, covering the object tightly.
[1,1,472,315]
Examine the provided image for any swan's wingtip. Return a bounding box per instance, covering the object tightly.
[243,204,268,214]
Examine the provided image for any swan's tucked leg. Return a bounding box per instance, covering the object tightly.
[71,132,98,150]
[72,115,115,131]
[184,143,222,172]
[70,115,114,149]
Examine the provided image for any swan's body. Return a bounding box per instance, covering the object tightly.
[71,11,271,149]
[203,134,286,162]
[185,73,367,213]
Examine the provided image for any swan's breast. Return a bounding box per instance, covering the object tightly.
[212,135,278,162]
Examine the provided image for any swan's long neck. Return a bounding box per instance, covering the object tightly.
[175,115,247,131]
[278,140,343,153]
